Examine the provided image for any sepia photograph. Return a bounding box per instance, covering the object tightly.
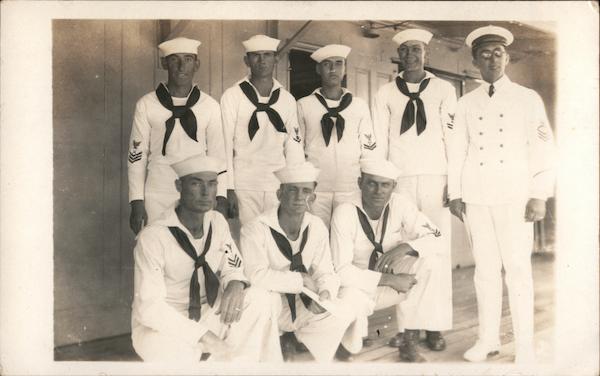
[1,1,598,375]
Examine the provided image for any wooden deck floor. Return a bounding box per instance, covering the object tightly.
[55,253,554,363]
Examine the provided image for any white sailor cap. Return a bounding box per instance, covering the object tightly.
[360,159,401,181]
[158,37,201,57]
[465,25,514,49]
[310,44,351,63]
[274,161,320,184]
[171,155,227,178]
[242,34,280,53]
[392,28,433,46]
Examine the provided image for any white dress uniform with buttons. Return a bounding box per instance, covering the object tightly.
[447,74,555,361]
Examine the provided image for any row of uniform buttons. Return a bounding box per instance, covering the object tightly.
[477,113,506,166]
[480,160,504,166]
[478,113,504,120]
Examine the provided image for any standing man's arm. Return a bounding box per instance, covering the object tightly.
[296,100,308,153]
[524,92,556,221]
[446,100,469,221]
[283,99,306,164]
[128,98,151,234]
[357,99,380,159]
[206,100,229,217]
[371,87,391,159]
[440,83,458,206]
[219,89,239,218]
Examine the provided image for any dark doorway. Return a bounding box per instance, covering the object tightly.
[289,49,346,100]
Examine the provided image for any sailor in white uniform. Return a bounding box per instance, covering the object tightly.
[447,25,555,363]
[297,44,378,227]
[372,28,455,352]
[330,159,445,362]
[127,37,228,233]
[240,161,356,362]
[131,155,281,362]
[220,35,305,225]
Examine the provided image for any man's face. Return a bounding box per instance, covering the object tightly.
[162,53,200,88]
[244,50,277,78]
[358,173,396,209]
[277,182,316,215]
[397,40,426,73]
[472,42,510,83]
[316,57,346,87]
[176,171,218,213]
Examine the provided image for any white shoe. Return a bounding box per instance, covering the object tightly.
[463,341,501,362]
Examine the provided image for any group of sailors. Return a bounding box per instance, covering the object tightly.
[128,24,555,364]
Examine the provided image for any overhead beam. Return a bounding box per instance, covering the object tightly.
[277,21,313,56]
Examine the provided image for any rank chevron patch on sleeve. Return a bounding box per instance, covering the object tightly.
[227,254,242,268]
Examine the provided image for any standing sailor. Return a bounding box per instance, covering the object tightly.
[372,28,455,351]
[447,25,555,363]
[221,34,305,225]
[128,37,228,233]
[297,44,378,227]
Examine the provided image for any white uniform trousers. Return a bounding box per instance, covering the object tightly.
[145,190,179,224]
[394,175,453,331]
[273,292,354,362]
[132,287,282,362]
[339,254,437,354]
[236,190,279,226]
[311,191,361,228]
[464,202,534,354]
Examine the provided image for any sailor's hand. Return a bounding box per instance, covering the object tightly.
[308,290,330,314]
[379,273,417,293]
[374,243,412,273]
[216,280,246,324]
[199,331,232,361]
[227,190,239,219]
[448,198,466,222]
[525,198,546,222]
[129,200,147,234]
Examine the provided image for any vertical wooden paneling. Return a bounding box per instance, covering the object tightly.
[120,20,159,314]
[354,68,370,103]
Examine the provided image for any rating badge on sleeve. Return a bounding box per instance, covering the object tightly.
[128,140,142,163]
[363,133,376,150]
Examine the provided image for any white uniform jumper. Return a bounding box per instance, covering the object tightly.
[447,75,555,354]
[330,193,446,353]
[131,207,281,362]
[221,78,305,225]
[297,88,378,227]
[372,71,457,332]
[240,208,355,361]
[128,84,228,223]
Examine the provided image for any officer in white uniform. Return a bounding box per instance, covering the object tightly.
[240,161,356,362]
[330,159,445,362]
[297,44,378,227]
[131,155,281,362]
[221,35,305,225]
[447,26,555,363]
[128,37,228,233]
[372,29,455,351]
